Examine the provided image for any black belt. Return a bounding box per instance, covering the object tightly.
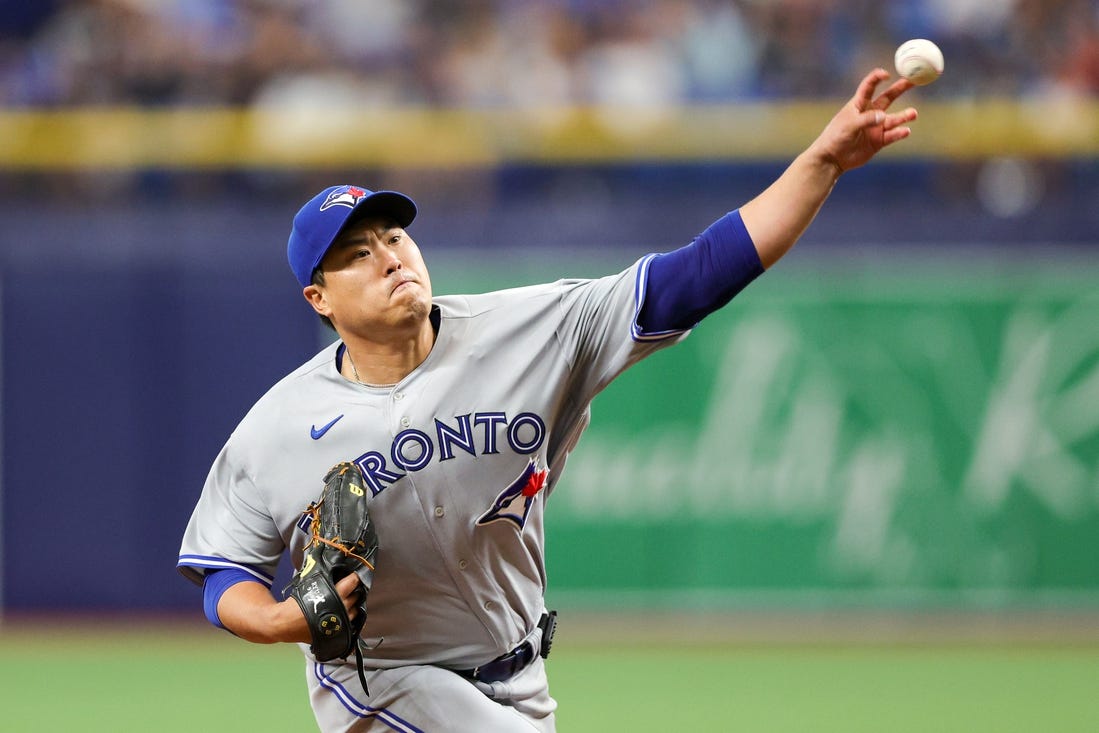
[456,640,537,684]
[455,611,557,684]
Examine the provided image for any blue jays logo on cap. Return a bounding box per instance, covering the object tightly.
[320,185,369,211]
[287,184,418,287]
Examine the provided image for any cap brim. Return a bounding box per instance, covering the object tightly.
[343,190,417,231]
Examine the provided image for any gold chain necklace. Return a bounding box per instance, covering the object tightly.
[344,346,396,389]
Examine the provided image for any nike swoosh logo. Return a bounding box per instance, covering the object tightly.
[310,414,345,440]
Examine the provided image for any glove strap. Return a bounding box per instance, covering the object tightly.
[354,644,370,696]
[290,568,356,662]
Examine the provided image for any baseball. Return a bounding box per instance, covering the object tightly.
[894,39,944,86]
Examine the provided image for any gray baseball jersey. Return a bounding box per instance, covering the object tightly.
[178,256,687,731]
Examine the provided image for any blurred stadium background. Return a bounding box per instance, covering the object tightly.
[1,1,1097,730]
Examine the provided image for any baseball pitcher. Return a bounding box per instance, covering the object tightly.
[178,69,917,731]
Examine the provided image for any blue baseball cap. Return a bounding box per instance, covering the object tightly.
[287,184,417,287]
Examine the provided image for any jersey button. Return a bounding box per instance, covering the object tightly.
[458,559,468,570]
[434,506,445,517]
[400,416,411,427]
[393,392,404,401]
[484,601,496,611]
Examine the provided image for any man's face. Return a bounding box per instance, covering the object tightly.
[304,215,433,339]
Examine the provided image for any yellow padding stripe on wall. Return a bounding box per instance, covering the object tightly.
[0,99,1095,170]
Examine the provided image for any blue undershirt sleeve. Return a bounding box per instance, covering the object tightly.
[202,568,258,630]
[637,210,764,334]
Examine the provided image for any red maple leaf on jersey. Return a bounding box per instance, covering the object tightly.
[521,469,548,497]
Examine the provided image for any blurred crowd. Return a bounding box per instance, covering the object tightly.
[2,0,1098,109]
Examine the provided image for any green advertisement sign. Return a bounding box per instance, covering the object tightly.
[457,254,1099,609]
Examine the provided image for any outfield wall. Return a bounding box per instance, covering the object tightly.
[544,258,1099,608]
[1,163,1097,614]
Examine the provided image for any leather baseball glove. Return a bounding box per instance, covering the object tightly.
[288,461,378,691]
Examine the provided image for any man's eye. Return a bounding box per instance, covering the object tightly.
[354,249,370,259]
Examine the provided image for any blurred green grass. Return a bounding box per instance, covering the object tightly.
[2,620,1097,732]
[552,644,1099,732]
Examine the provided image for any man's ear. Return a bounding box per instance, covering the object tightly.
[302,284,332,318]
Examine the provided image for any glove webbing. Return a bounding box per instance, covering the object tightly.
[304,501,377,572]
[313,534,376,571]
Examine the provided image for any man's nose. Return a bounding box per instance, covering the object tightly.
[380,249,403,274]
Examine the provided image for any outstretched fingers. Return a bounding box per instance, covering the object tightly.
[881,106,919,145]
[873,77,915,110]
[852,68,892,110]
[853,69,915,113]
[854,68,919,147]
[814,67,921,172]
